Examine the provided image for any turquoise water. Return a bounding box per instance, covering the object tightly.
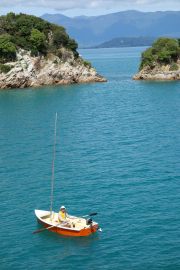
[1,47,180,269]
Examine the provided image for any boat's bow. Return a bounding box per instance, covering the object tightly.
[35,209,50,219]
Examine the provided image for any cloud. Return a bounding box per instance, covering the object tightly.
[0,0,179,12]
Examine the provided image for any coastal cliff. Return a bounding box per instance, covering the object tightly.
[0,13,106,89]
[0,48,106,89]
[133,38,180,81]
[133,61,180,80]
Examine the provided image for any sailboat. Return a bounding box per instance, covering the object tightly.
[34,113,100,237]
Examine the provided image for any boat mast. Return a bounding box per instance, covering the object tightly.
[50,112,57,217]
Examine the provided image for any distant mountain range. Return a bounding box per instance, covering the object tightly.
[41,10,180,47]
[94,37,156,48]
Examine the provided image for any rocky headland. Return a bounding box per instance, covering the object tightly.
[0,13,106,89]
[133,37,180,81]
[133,61,180,80]
[0,48,106,89]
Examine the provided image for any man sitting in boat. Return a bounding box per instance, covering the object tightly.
[58,206,71,227]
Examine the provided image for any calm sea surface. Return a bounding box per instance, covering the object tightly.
[0,47,180,270]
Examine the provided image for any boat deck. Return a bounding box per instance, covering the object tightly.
[46,214,87,230]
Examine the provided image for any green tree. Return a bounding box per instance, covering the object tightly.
[153,37,179,63]
[0,34,16,63]
[30,28,46,54]
[140,47,156,69]
[53,28,69,47]
[67,38,78,55]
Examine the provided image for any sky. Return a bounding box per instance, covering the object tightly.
[0,0,180,17]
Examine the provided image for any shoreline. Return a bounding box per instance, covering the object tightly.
[0,49,107,90]
[133,64,180,81]
[0,77,107,91]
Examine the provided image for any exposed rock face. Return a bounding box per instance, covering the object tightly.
[0,49,106,89]
[133,60,180,81]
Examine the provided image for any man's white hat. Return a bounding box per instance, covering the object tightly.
[60,205,66,209]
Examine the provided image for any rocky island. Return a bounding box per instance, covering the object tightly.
[133,37,180,81]
[0,13,106,89]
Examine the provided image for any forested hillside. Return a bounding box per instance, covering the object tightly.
[0,12,78,64]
